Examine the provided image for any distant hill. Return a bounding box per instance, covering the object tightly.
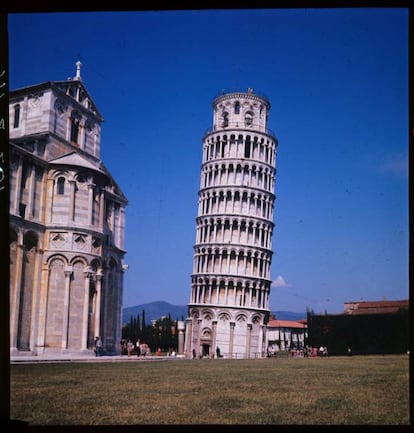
[122,301,188,325]
[270,311,307,321]
[122,301,306,325]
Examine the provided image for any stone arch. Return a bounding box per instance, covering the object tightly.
[228,279,235,303]
[229,250,237,274]
[201,309,214,321]
[222,111,229,128]
[70,109,82,144]
[225,190,232,213]
[218,311,231,322]
[50,170,71,221]
[211,279,218,303]
[235,313,248,323]
[74,170,89,182]
[23,230,38,251]
[241,191,249,212]
[45,252,68,267]
[69,255,88,267]
[252,314,262,325]
[50,168,71,181]
[190,309,200,319]
[201,327,212,338]
[244,110,254,126]
[68,257,88,350]
[235,281,244,306]
[218,279,226,304]
[90,258,102,273]
[108,256,120,272]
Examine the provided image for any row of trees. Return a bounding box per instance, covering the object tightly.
[122,311,184,353]
[306,309,409,355]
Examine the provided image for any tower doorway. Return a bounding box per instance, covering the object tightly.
[201,344,210,358]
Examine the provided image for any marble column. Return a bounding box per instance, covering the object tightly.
[10,243,24,351]
[61,266,73,349]
[81,267,92,350]
[229,321,235,358]
[94,270,103,339]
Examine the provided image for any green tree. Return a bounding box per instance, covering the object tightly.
[141,310,146,342]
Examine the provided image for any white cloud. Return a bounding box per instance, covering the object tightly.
[381,155,408,177]
[272,275,292,288]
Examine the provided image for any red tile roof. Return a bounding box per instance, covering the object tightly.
[347,306,402,315]
[345,300,408,308]
[344,299,408,315]
[267,319,307,329]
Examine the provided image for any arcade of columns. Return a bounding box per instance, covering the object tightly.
[186,90,278,358]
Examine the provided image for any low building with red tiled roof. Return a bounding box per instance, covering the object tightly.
[266,319,308,353]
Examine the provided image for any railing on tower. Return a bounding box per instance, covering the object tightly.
[213,88,270,102]
[204,123,276,138]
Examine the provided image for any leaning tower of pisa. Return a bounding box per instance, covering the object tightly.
[185,89,278,359]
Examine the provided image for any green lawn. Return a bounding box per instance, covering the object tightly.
[10,354,410,425]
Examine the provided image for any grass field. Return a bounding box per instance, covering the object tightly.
[10,354,410,425]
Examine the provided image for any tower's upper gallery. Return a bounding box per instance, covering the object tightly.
[211,88,272,135]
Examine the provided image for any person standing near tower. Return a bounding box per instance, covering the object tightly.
[94,336,103,357]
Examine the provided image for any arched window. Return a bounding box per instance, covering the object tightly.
[222,111,229,128]
[245,111,253,126]
[234,101,240,114]
[70,111,81,144]
[57,177,65,195]
[13,104,20,128]
[244,136,251,158]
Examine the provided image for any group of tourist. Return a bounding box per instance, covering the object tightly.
[288,345,330,358]
[97,337,179,357]
[302,345,329,358]
[266,345,329,358]
[119,338,151,356]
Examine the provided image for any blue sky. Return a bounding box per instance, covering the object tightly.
[8,8,409,313]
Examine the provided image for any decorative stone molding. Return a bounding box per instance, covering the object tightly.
[73,233,87,250]
[28,94,42,108]
[50,232,67,249]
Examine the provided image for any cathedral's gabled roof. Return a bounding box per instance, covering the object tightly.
[10,80,103,122]
[51,79,103,121]
[49,151,105,173]
[10,61,103,121]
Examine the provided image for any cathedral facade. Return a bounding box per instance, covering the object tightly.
[9,62,127,356]
[185,89,278,358]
